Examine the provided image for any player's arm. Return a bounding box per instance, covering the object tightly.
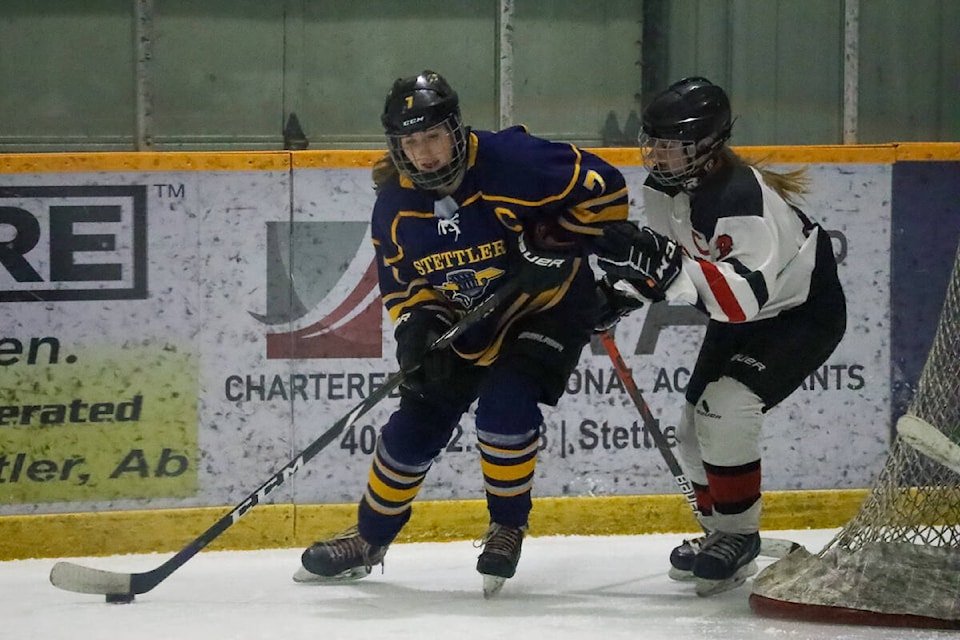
[371,218,455,395]
[488,134,629,242]
[370,200,448,323]
[675,216,777,322]
[594,214,779,322]
[555,149,630,239]
[593,221,684,303]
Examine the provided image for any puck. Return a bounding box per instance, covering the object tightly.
[105,592,135,604]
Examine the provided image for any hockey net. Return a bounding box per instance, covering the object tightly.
[750,239,960,630]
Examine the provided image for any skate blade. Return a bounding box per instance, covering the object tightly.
[482,574,507,599]
[693,560,757,597]
[292,565,372,584]
[668,567,696,582]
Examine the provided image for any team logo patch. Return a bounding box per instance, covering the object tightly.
[715,234,734,259]
[437,267,504,307]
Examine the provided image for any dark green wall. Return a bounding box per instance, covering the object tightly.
[0,0,956,151]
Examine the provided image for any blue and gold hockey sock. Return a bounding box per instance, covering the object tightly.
[477,427,539,527]
[357,439,430,546]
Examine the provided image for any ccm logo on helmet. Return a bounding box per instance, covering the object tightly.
[402,116,425,127]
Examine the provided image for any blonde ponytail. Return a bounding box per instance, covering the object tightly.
[372,152,399,194]
[721,147,809,206]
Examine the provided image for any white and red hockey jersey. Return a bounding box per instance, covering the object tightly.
[644,163,828,323]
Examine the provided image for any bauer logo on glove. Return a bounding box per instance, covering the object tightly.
[518,232,567,268]
[510,218,582,295]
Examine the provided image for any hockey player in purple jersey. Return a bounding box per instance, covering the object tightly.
[594,77,847,595]
[295,70,640,597]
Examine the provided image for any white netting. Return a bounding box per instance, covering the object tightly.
[751,239,960,629]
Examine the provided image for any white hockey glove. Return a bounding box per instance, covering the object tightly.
[594,221,682,302]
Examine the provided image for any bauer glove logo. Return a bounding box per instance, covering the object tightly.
[518,233,567,268]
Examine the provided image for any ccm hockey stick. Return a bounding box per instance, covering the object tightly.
[897,413,960,474]
[598,330,802,559]
[50,279,521,601]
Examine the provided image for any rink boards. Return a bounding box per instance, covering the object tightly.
[1,144,958,558]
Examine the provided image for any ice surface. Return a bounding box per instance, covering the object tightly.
[3,529,953,640]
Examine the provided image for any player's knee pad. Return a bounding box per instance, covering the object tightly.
[693,376,764,467]
[475,367,543,437]
[379,396,463,466]
[675,402,708,485]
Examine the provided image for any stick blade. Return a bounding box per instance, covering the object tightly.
[50,561,133,595]
[896,414,960,474]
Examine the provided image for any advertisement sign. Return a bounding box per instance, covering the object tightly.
[0,343,196,502]
[273,163,892,504]
[0,156,899,515]
[0,167,289,511]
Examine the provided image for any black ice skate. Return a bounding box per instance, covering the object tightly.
[691,531,760,596]
[293,525,387,583]
[668,534,708,581]
[475,523,527,598]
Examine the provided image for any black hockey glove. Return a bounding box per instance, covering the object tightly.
[510,220,581,295]
[594,221,682,302]
[394,307,456,397]
[594,276,646,333]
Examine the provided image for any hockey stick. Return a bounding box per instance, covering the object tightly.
[50,279,520,600]
[598,330,801,558]
[897,414,960,474]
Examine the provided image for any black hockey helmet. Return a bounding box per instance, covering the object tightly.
[639,77,733,189]
[381,70,468,192]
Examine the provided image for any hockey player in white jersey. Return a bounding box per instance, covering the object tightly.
[594,77,847,596]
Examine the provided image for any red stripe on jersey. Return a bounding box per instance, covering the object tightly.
[697,259,746,322]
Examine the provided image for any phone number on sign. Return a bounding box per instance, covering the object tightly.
[337,418,677,458]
